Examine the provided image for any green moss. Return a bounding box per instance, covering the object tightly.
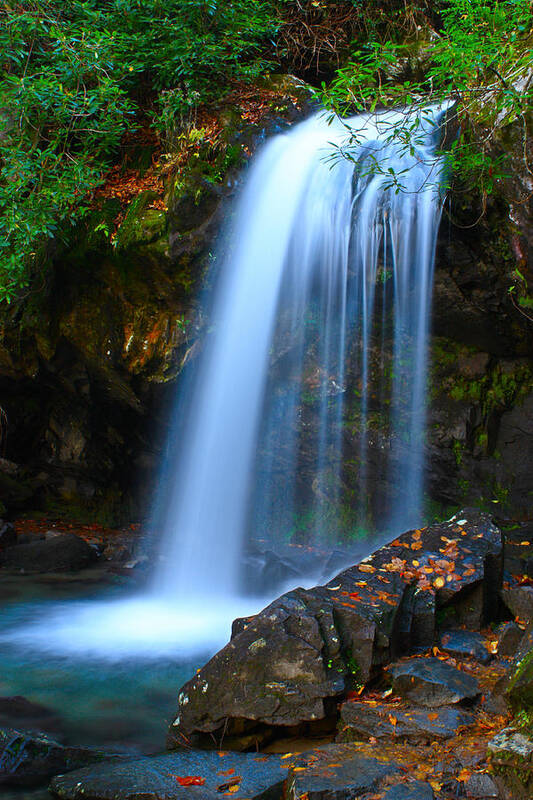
[452,439,463,467]
[115,191,167,251]
[507,647,533,710]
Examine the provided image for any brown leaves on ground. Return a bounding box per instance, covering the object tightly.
[336,643,510,798]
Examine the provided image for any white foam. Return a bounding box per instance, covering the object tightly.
[0,595,266,661]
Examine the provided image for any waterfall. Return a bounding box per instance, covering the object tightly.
[0,105,448,661]
[154,106,447,601]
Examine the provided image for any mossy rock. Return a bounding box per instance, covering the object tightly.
[115,191,167,251]
[507,633,533,710]
[488,727,533,800]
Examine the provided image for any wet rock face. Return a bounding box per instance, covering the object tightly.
[168,509,501,750]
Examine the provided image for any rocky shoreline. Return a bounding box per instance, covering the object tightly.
[1,509,533,798]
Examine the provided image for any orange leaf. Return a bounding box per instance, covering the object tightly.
[359,564,376,573]
[175,776,206,786]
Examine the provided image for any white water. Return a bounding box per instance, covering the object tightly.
[155,105,447,602]
[0,106,447,659]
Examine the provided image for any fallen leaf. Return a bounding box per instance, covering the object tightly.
[175,776,206,786]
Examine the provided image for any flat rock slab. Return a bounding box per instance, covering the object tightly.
[382,782,434,800]
[168,510,501,747]
[50,749,287,800]
[338,700,473,742]
[388,658,480,707]
[288,752,401,800]
[439,630,491,664]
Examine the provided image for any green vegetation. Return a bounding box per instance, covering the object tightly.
[319,0,532,197]
[2,0,531,302]
[0,0,284,301]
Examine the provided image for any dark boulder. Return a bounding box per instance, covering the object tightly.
[439,629,492,664]
[0,521,16,549]
[0,697,62,736]
[388,658,480,708]
[495,621,524,657]
[501,585,533,624]
[168,510,501,749]
[0,533,98,573]
[464,772,499,798]
[0,728,110,787]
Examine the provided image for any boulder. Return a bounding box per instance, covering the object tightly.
[439,629,492,664]
[50,748,287,800]
[505,622,533,709]
[464,772,499,798]
[168,510,501,749]
[0,521,16,549]
[0,697,62,736]
[337,699,473,742]
[388,658,480,707]
[0,728,109,787]
[0,533,98,573]
[496,621,523,657]
[501,586,533,624]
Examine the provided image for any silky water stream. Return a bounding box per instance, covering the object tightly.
[0,106,447,757]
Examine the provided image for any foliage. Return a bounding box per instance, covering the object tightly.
[319,0,533,198]
[0,0,284,301]
[0,1,135,301]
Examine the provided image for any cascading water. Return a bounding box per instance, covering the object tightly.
[155,105,447,603]
[0,105,448,665]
